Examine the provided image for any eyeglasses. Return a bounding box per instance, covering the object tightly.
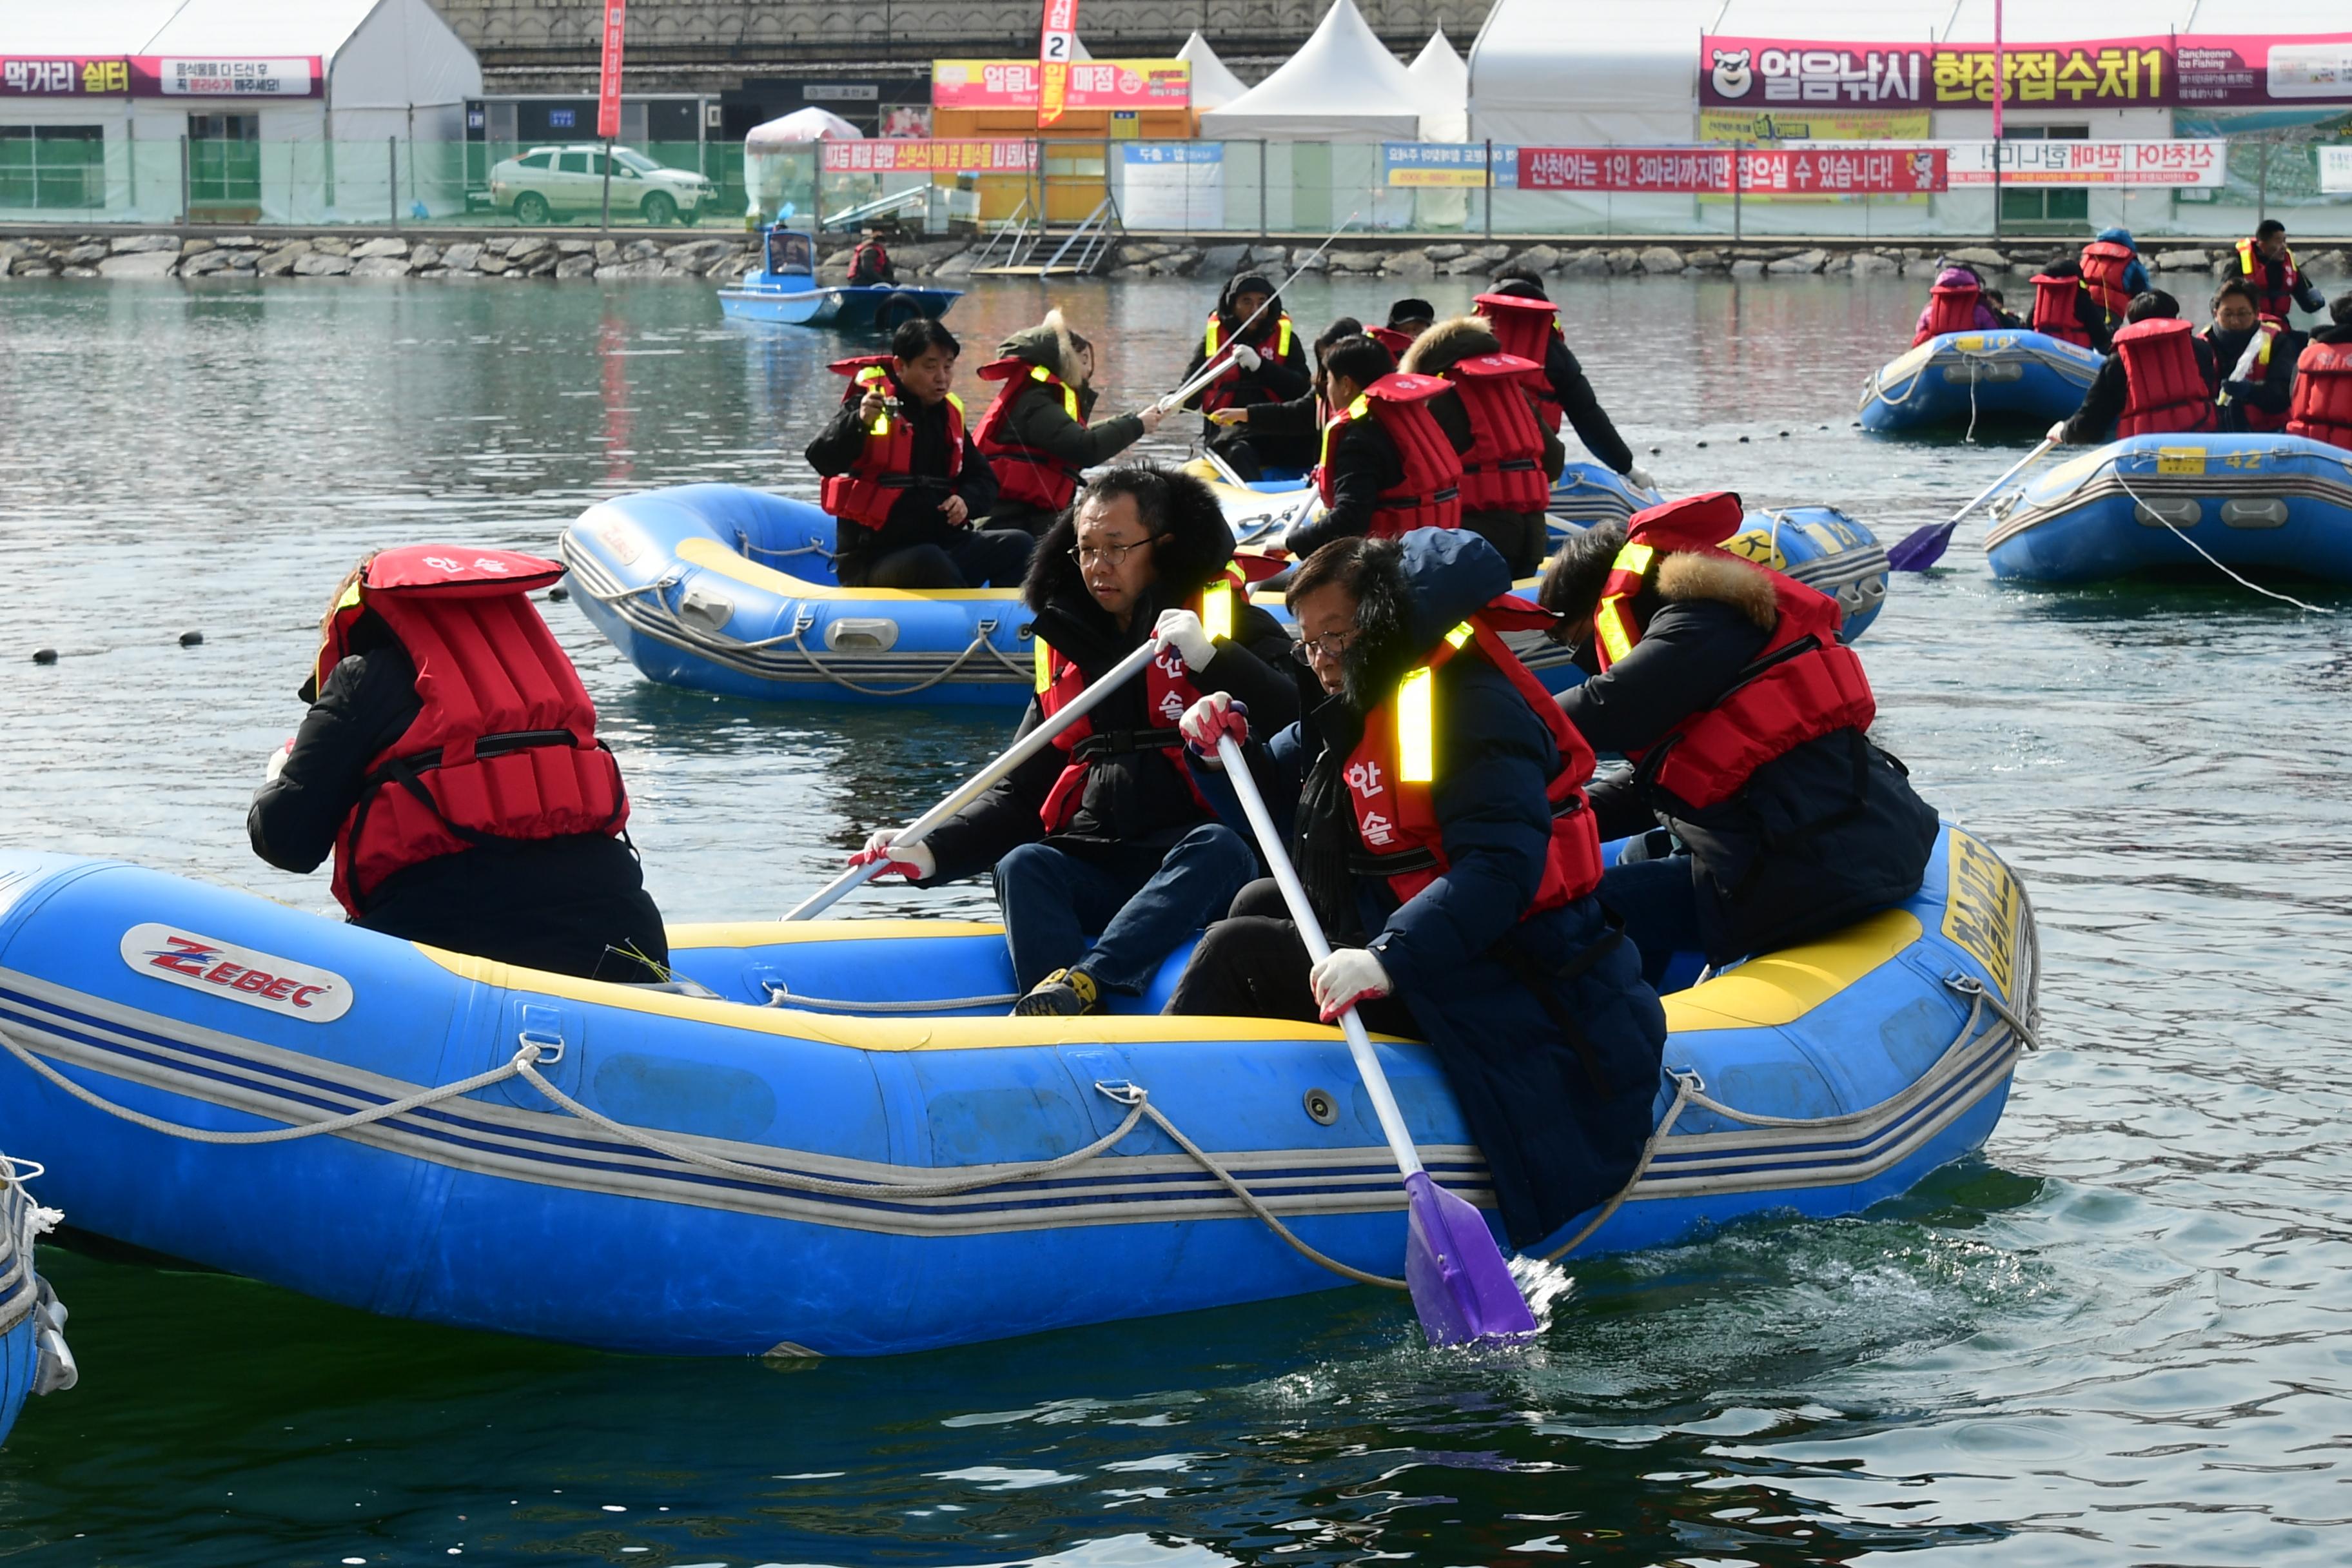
[1069,536,1160,569]
[1292,629,1359,664]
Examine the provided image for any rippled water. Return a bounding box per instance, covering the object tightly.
[3,272,2350,1565]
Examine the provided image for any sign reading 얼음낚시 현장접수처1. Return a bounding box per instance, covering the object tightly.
[1516,146,1946,195]
[1700,31,2352,110]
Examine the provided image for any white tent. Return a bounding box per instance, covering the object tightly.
[1177,31,1250,113]
[1407,28,1468,143]
[1198,0,1422,141]
[745,107,862,148]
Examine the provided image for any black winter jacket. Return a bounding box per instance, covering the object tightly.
[1558,553,1940,965]
[804,377,1000,578]
[249,627,668,982]
[2061,332,2220,444]
[1278,393,1475,558]
[2203,323,2304,431]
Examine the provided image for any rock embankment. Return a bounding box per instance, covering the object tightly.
[0,233,986,283]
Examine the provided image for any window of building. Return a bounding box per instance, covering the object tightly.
[2000,124,2091,227]
[0,125,104,210]
[188,113,260,210]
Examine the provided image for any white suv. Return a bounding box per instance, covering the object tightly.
[488,144,714,226]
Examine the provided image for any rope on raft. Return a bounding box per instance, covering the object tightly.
[2103,457,2338,614]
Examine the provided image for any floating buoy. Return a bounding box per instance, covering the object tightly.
[1779,430,1790,437]
[1738,435,1750,443]
[1696,440,1709,448]
[32,649,57,665]
[1649,446,1661,455]
[179,631,204,647]
[547,586,570,603]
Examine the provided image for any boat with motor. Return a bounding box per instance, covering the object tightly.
[1859,330,2104,436]
[0,826,2035,1357]
[1984,432,2352,585]
[1,1152,72,1446]
[718,225,960,331]
[560,484,1889,707]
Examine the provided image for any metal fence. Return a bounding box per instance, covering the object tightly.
[2,133,2346,240]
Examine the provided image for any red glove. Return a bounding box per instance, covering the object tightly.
[1178,694,1249,758]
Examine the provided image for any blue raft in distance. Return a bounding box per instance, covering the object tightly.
[0,827,2037,1357]
[1984,431,2352,585]
[717,224,959,331]
[560,483,1888,707]
[1859,330,2104,435]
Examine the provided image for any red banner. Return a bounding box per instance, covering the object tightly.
[822,139,1039,174]
[596,0,627,140]
[1037,0,1078,128]
[1518,146,1946,195]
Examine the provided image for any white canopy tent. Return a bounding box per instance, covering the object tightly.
[1407,28,1469,143]
[745,107,861,148]
[1177,30,1251,114]
[1199,0,1423,142]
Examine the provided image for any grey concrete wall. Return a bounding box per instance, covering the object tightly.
[432,1,1492,87]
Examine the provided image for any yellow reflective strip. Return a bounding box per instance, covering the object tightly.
[335,579,363,611]
[870,415,891,436]
[1200,581,1233,643]
[1596,598,1634,664]
[1611,541,1654,575]
[1445,621,1473,649]
[1204,318,1220,355]
[1062,387,1079,420]
[1031,364,1051,383]
[946,391,965,415]
[1396,665,1436,783]
[1034,638,1051,692]
[1277,317,1293,357]
[1348,393,1369,420]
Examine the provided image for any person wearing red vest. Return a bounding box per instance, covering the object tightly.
[1910,266,2004,346]
[1539,493,1939,980]
[2079,228,2149,337]
[250,547,667,981]
[1164,527,1668,1249]
[1281,336,1471,560]
[2203,279,2300,436]
[1366,297,1436,359]
[1402,314,1562,574]
[1476,268,1655,489]
[975,309,1162,537]
[803,318,1031,589]
[2052,290,2220,445]
[1180,273,1313,480]
[1205,315,1364,474]
[852,466,1298,1016]
[2027,258,2112,353]
[2237,219,2327,323]
[2287,292,2352,451]
[847,228,894,286]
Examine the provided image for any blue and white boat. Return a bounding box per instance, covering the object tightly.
[1,1152,71,1447]
[717,226,960,331]
[560,485,1888,707]
[1984,432,2352,585]
[1860,330,2104,436]
[1549,460,1662,526]
[0,827,2035,1357]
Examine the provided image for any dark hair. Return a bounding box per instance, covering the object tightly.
[1026,464,1233,611]
[1983,287,2006,308]
[2257,218,2287,241]
[1490,262,1548,295]
[1321,335,1396,392]
[1313,317,1362,362]
[2125,289,2179,324]
[1386,297,1435,329]
[890,317,959,361]
[2040,257,2082,279]
[2333,291,2352,327]
[2211,278,2259,315]
[1537,520,1626,629]
[1286,533,1389,610]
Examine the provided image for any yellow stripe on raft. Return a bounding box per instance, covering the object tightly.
[412,908,1923,1052]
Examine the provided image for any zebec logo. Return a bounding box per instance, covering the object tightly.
[119,923,354,1022]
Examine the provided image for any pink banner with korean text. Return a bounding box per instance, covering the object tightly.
[822,139,1040,175]
[1704,32,2352,110]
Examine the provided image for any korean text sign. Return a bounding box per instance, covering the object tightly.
[1517,146,1946,195]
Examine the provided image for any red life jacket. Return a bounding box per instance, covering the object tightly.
[1313,373,1463,538]
[2080,240,2137,321]
[850,239,890,279]
[2113,318,2217,438]
[1591,493,1877,811]
[2236,237,2303,322]
[1032,567,1245,832]
[1441,353,1549,514]
[2029,273,2093,348]
[1366,325,1416,358]
[816,357,966,527]
[1475,292,1565,434]
[974,357,1086,513]
[1345,598,1605,912]
[320,547,629,918]
[2210,321,2289,434]
[1198,310,1297,414]
[2288,337,2352,452]
[1913,281,1984,346]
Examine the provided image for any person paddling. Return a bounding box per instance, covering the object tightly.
[1181,271,1311,477]
[975,310,1164,538]
[2202,279,2299,436]
[1476,267,1654,491]
[1280,335,1471,560]
[2050,289,2219,446]
[1402,314,1562,574]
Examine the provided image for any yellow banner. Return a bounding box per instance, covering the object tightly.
[1699,108,1931,143]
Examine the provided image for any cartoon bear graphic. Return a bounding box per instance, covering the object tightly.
[1710,48,1754,100]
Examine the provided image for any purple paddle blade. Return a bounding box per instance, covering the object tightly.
[1402,1170,1537,1346]
[1885,520,1959,573]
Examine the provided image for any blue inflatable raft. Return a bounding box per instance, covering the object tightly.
[1859,330,2104,435]
[1984,433,2352,585]
[1244,460,1660,527]
[563,484,1888,707]
[0,828,2035,1357]
[717,225,959,331]
[1,1153,69,1447]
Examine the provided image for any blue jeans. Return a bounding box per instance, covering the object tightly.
[994,825,1257,994]
[1598,855,1706,992]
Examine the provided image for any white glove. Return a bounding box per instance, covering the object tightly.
[850,828,935,881]
[1309,946,1393,1023]
[1231,342,1262,373]
[2046,420,2069,444]
[1177,692,1249,759]
[1153,607,1215,671]
[263,739,293,785]
[1625,463,1658,493]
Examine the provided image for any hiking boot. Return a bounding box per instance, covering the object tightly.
[1013,968,1100,1017]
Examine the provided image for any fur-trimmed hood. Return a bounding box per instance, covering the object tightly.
[997,308,1091,390]
[1654,551,1777,629]
[1021,465,1238,625]
[1398,315,1502,377]
[1340,527,1516,712]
